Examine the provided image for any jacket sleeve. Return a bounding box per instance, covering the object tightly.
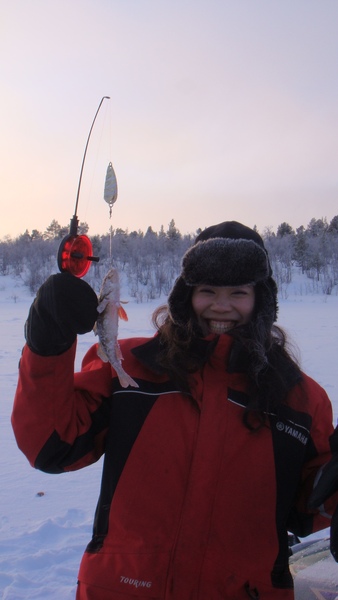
[288,375,338,536]
[11,342,113,474]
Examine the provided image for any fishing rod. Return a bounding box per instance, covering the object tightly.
[57,96,110,278]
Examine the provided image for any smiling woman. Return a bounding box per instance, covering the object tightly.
[11,213,338,600]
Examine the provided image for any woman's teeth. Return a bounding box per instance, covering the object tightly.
[208,320,234,334]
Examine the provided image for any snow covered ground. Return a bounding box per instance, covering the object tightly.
[0,273,337,599]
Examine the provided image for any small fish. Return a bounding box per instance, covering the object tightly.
[94,268,138,388]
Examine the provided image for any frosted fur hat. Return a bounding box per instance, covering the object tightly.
[168,221,278,328]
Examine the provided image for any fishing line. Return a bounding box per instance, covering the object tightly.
[105,99,118,266]
[82,101,110,225]
[109,224,113,264]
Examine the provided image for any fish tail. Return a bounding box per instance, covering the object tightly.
[119,373,139,388]
[118,305,128,321]
[114,364,139,388]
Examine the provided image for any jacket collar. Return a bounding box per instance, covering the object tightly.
[131,334,250,375]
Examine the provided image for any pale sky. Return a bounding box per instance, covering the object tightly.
[1,0,338,240]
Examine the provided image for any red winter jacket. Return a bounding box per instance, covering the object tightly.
[12,334,336,600]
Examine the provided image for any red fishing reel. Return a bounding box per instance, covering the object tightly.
[57,216,99,278]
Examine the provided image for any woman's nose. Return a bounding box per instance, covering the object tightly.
[211,296,231,311]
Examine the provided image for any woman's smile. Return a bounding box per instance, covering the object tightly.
[208,319,237,334]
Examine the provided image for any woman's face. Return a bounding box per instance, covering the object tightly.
[191,284,255,335]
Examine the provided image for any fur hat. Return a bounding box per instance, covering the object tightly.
[168,221,278,328]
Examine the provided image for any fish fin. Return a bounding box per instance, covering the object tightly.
[97,343,109,363]
[97,298,109,314]
[118,305,128,321]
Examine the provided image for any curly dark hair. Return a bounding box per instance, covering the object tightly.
[152,287,302,431]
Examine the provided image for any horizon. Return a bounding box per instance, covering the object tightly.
[1,212,337,242]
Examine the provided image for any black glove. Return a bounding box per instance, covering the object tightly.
[25,273,98,356]
[308,426,338,561]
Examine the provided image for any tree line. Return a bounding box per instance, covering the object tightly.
[1,216,338,298]
[263,216,338,297]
